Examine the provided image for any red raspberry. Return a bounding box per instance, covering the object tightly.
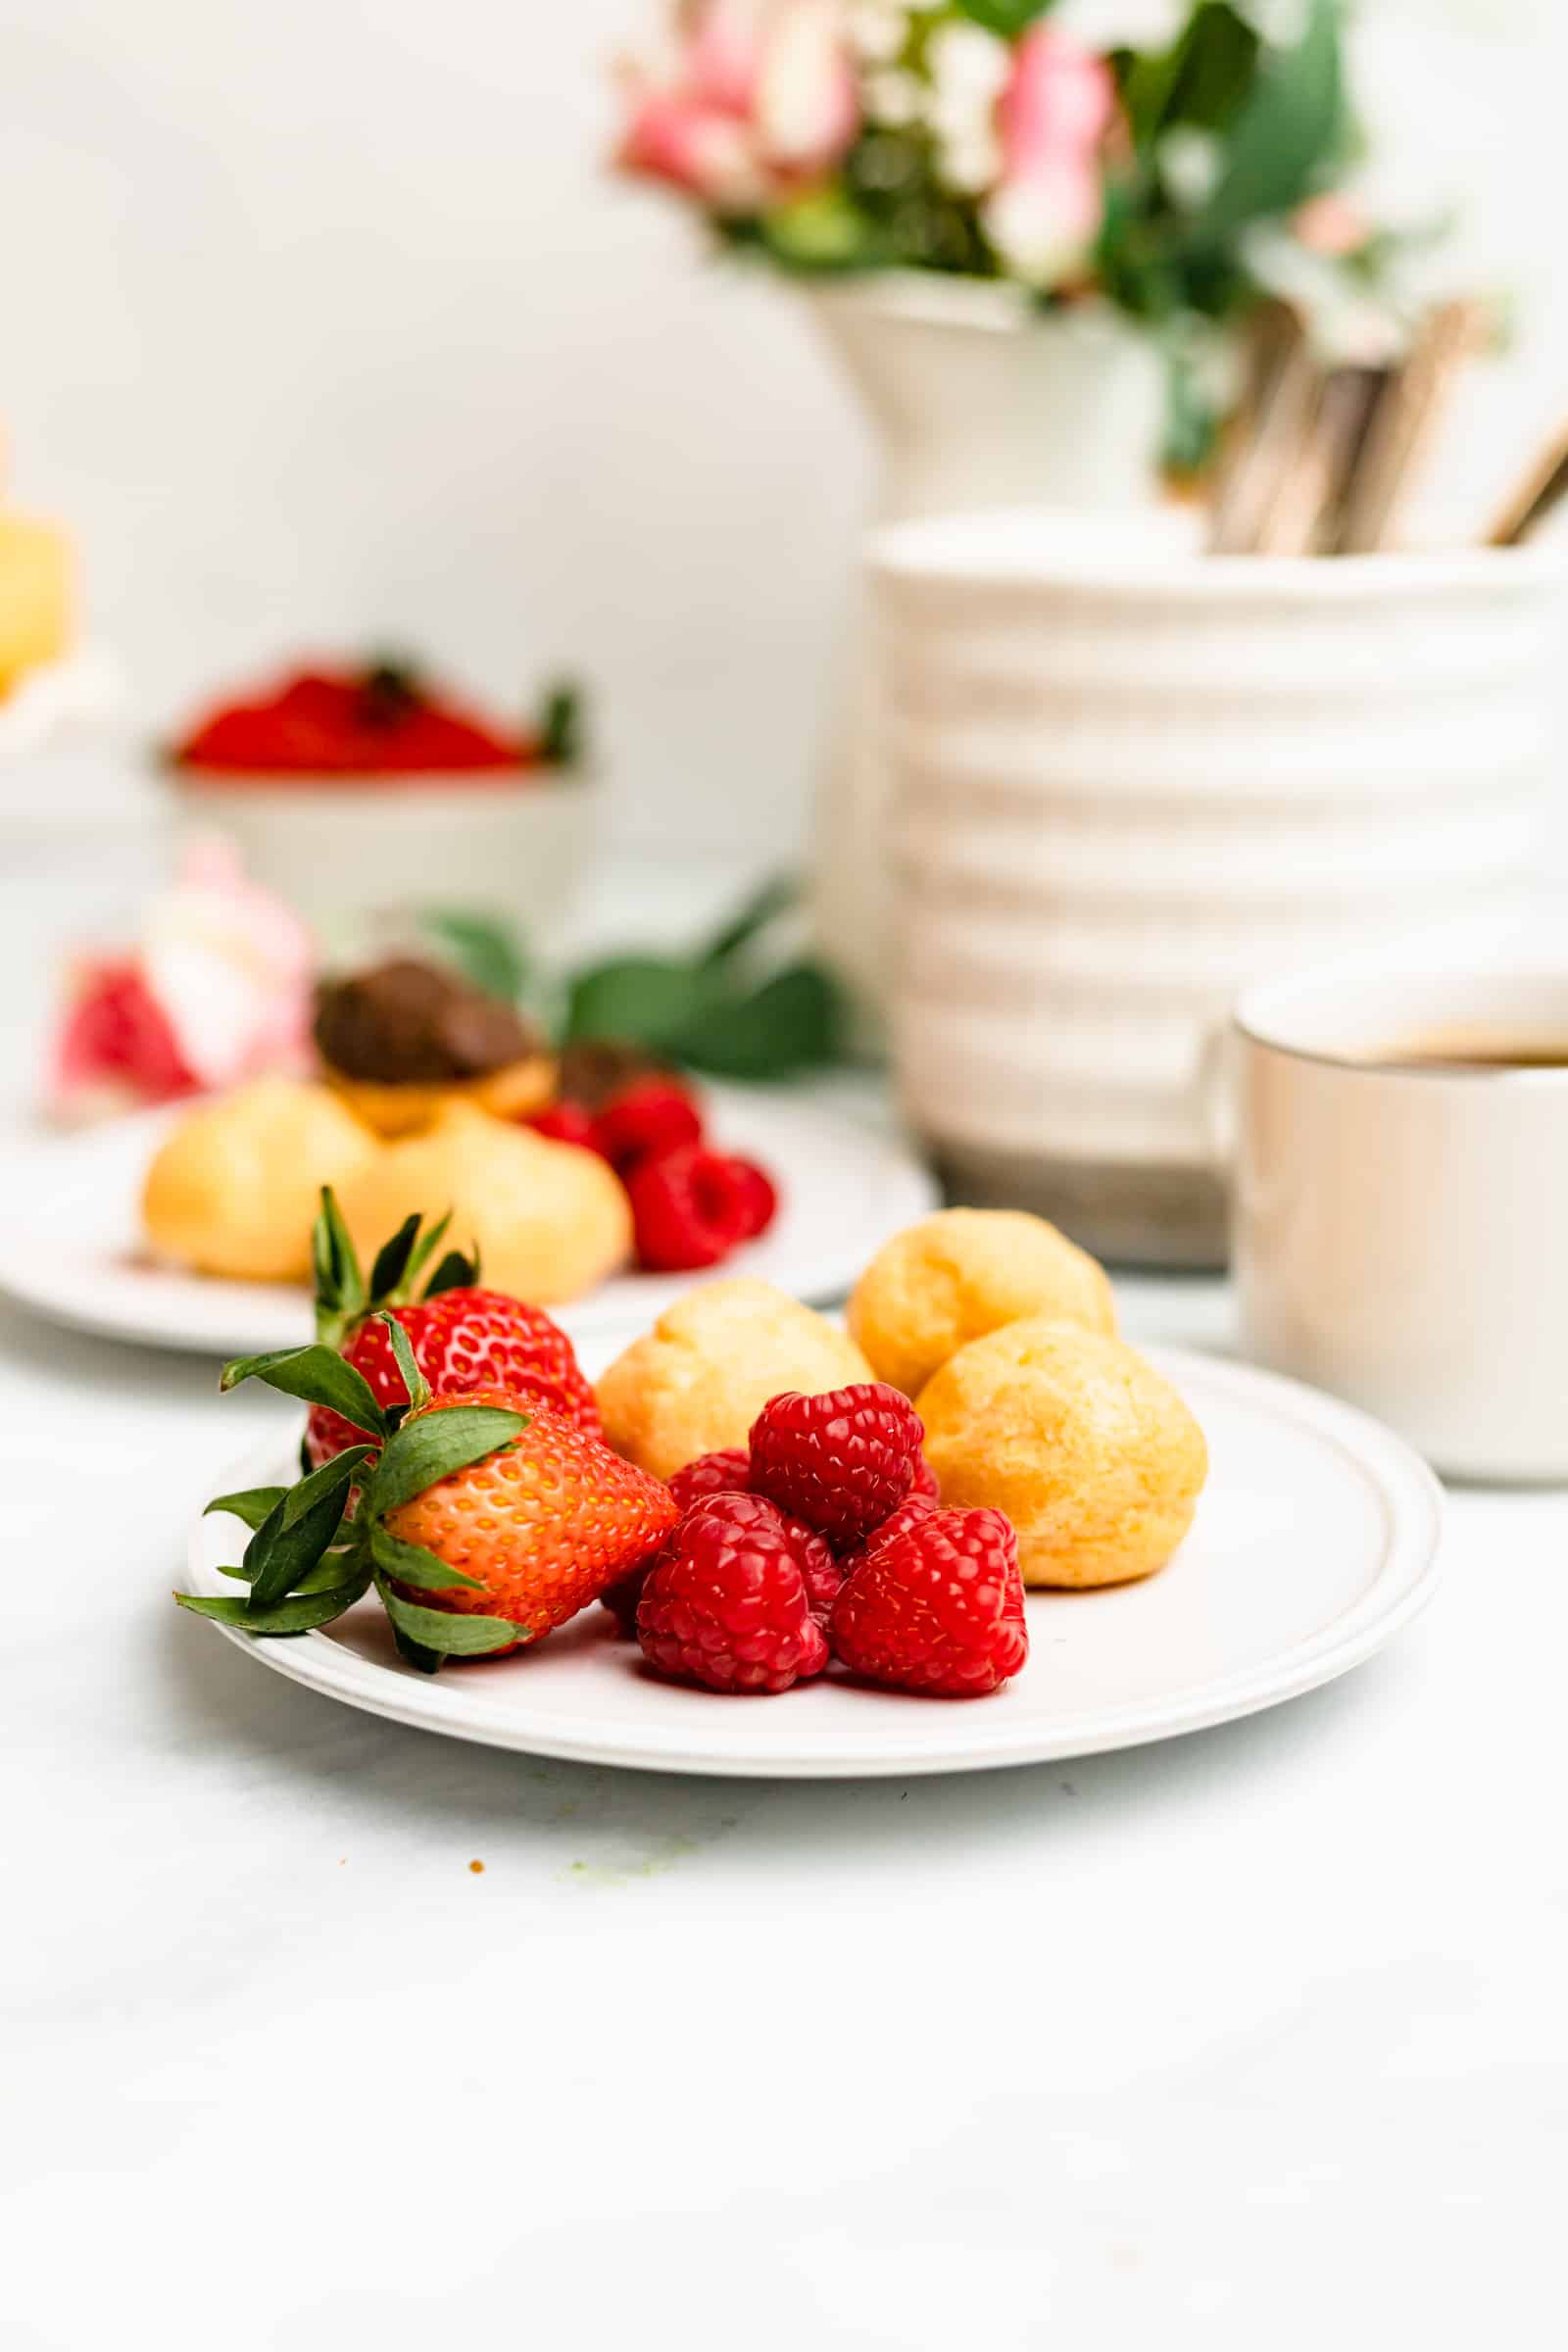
[593,1078,703,1175]
[306,1287,599,1468]
[911,1453,941,1502]
[748,1383,925,1550]
[849,1494,939,1570]
[668,1447,752,1511]
[636,1493,831,1693]
[627,1144,751,1272]
[830,1506,1028,1698]
[727,1157,779,1242]
[524,1102,601,1152]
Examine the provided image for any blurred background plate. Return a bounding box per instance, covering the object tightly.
[178,1348,1445,1780]
[0,1087,938,1358]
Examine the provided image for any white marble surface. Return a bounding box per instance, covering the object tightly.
[3,856,1567,2348]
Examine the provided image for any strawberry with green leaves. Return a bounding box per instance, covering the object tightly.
[176,1318,676,1671]
[304,1189,599,1471]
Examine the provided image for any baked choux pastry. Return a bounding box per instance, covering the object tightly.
[336,1102,630,1305]
[142,1076,380,1283]
[848,1207,1116,1397]
[918,1318,1206,1589]
[314,956,555,1138]
[596,1277,873,1481]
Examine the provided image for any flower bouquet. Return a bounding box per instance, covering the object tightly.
[615,0,1416,467]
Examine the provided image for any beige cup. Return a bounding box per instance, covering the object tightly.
[1232,916,1568,1481]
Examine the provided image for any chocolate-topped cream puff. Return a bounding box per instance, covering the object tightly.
[314,956,555,1137]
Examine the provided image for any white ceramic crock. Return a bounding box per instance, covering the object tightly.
[164,769,601,952]
[869,513,1568,1265]
[1233,915,1568,1482]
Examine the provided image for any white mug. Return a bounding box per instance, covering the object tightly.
[1232,916,1568,1482]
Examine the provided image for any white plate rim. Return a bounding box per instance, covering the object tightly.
[179,1346,1446,1780]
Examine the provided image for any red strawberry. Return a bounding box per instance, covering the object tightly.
[305,1195,598,1470]
[636,1492,830,1694]
[600,1446,753,1635]
[626,1144,752,1272]
[384,1388,677,1652]
[727,1157,779,1242]
[830,1506,1028,1698]
[524,1101,601,1152]
[748,1383,925,1551]
[593,1078,703,1175]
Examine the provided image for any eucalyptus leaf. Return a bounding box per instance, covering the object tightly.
[1188,0,1344,242]
[376,1580,527,1657]
[370,1522,483,1592]
[697,872,798,970]
[564,956,712,1050]
[205,1486,288,1533]
[368,1214,422,1306]
[667,962,845,1080]
[367,1405,530,1520]
[421,910,529,1004]
[174,1581,368,1636]
[376,1310,431,1416]
[220,1343,388,1439]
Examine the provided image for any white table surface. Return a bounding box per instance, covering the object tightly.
[3,842,1565,2349]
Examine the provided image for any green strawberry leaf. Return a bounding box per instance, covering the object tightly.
[376,1579,527,1657]
[423,1248,479,1298]
[220,1343,388,1438]
[403,1208,454,1298]
[375,1310,431,1417]
[368,1213,423,1307]
[312,1187,366,1340]
[244,1445,375,1608]
[391,1622,447,1674]
[369,1522,483,1592]
[537,678,586,770]
[174,1579,369,1636]
[366,1404,530,1520]
[205,1486,288,1533]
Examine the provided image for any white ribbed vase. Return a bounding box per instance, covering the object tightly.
[870,514,1568,1266]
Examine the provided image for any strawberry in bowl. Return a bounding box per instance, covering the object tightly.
[163,658,596,941]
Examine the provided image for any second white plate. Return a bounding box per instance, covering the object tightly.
[0,1086,937,1357]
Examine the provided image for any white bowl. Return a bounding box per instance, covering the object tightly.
[163,766,602,946]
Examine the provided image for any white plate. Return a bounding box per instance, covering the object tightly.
[180,1348,1444,1780]
[0,1089,937,1357]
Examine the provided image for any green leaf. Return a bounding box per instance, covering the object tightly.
[370,1521,483,1592]
[375,1311,431,1416]
[205,1486,288,1533]
[666,962,846,1080]
[366,1404,530,1519]
[423,1248,478,1298]
[951,0,1055,31]
[391,1622,447,1674]
[403,1209,454,1299]
[174,1580,368,1636]
[564,956,712,1050]
[220,1344,387,1439]
[1115,3,1258,147]
[368,1214,423,1307]
[312,1188,366,1340]
[376,1579,527,1657]
[421,910,529,1004]
[1189,0,1345,243]
[537,677,586,769]
[244,1445,375,1609]
[697,872,799,971]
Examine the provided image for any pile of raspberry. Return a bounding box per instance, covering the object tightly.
[528,1071,777,1274]
[609,1383,1029,1700]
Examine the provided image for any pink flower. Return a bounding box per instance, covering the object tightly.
[983,24,1113,288]
[617,0,858,215]
[51,839,316,1120]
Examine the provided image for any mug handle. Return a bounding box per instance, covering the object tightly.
[1192,1018,1240,1171]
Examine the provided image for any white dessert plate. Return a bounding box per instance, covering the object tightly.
[0,1089,937,1358]
[180,1347,1444,1780]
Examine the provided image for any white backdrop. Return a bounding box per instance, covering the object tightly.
[3,0,1566,855]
